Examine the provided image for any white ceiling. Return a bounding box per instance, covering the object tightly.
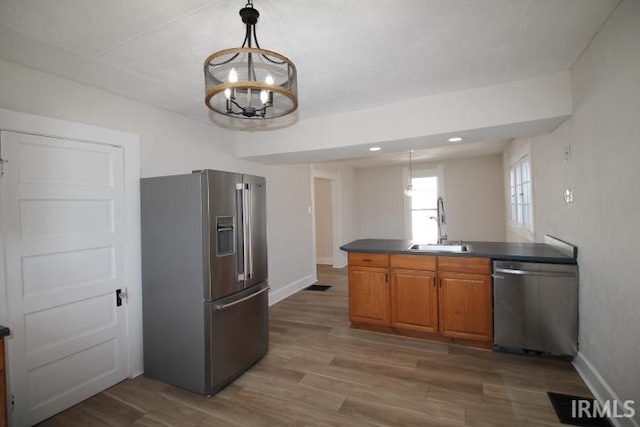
[334,140,510,169]
[0,0,619,165]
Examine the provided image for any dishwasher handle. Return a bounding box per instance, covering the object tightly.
[493,267,577,278]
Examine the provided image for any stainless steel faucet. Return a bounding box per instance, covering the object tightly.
[435,196,447,244]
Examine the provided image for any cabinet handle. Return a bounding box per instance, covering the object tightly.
[363,259,372,262]
[385,273,388,282]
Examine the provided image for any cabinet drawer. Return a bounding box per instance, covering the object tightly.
[390,254,436,271]
[348,252,389,268]
[437,256,491,274]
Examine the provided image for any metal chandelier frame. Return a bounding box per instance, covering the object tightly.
[204,1,298,119]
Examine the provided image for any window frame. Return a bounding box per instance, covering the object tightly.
[403,165,444,242]
[508,154,533,233]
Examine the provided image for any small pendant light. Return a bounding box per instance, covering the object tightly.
[404,150,415,197]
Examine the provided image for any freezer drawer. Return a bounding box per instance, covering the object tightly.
[493,261,578,358]
[205,282,269,395]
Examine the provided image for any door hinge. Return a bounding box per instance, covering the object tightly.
[116,288,128,307]
[10,394,15,411]
[0,132,6,178]
[0,157,8,178]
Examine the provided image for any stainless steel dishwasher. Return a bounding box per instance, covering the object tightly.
[493,260,578,359]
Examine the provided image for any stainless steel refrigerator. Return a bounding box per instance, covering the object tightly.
[141,169,269,396]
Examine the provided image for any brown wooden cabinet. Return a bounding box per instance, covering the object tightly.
[347,252,493,348]
[348,252,391,326]
[1,337,6,427]
[389,254,438,333]
[438,271,493,341]
[391,268,438,333]
[437,257,493,342]
[349,266,390,326]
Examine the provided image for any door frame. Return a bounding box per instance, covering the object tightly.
[0,110,142,393]
[310,167,346,270]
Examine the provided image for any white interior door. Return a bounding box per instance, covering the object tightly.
[0,131,129,426]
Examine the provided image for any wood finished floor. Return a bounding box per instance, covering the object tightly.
[40,265,592,426]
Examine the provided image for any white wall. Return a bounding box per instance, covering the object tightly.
[236,72,573,163]
[314,178,333,263]
[314,161,358,266]
[440,155,506,242]
[355,154,506,242]
[0,60,248,178]
[266,164,315,304]
[504,0,640,416]
[355,165,405,239]
[0,58,315,367]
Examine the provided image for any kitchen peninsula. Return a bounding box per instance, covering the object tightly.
[340,238,576,349]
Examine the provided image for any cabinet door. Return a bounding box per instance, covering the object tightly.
[348,267,390,326]
[438,272,493,342]
[391,269,438,333]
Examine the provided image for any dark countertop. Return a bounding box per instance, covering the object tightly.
[0,324,9,338]
[340,239,577,264]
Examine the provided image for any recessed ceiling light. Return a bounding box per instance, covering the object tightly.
[369,147,381,152]
[448,137,463,142]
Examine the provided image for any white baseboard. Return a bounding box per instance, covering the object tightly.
[316,257,333,265]
[332,251,348,269]
[573,352,639,427]
[268,274,316,306]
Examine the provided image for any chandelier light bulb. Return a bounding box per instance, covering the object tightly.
[261,74,274,105]
[224,88,232,100]
[260,89,269,104]
[228,68,238,83]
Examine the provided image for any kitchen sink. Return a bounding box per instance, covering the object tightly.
[408,243,473,253]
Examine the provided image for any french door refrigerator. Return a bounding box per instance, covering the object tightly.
[141,169,269,396]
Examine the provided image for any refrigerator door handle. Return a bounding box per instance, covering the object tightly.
[236,182,246,282]
[240,182,253,283]
[242,183,251,282]
[213,286,270,311]
[246,183,254,280]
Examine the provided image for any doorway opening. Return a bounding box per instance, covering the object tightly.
[311,168,345,273]
[314,177,333,265]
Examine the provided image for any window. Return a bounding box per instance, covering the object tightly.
[509,155,532,231]
[404,166,444,243]
[410,176,439,243]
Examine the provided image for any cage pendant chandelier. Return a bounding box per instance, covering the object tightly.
[203,0,298,119]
